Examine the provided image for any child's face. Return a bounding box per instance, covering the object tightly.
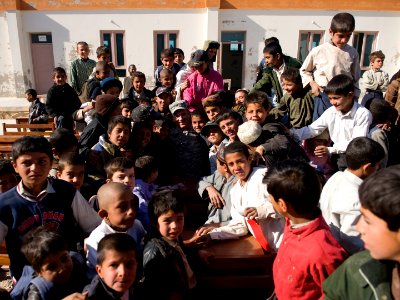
[98,54,111,63]
[235,92,246,105]
[160,75,173,88]
[13,153,51,192]
[205,106,221,122]
[97,69,110,80]
[219,117,239,141]
[109,168,135,189]
[174,109,191,130]
[216,159,229,177]
[106,87,121,97]
[174,53,184,65]
[191,115,206,134]
[282,78,302,96]
[224,152,251,182]
[128,65,136,75]
[39,250,73,284]
[329,30,352,49]
[96,249,137,296]
[121,107,132,118]
[57,164,85,190]
[135,127,152,149]
[25,93,35,102]
[132,77,145,92]
[53,72,67,86]
[157,210,184,242]
[108,124,130,148]
[161,56,174,69]
[104,191,137,230]
[207,127,224,146]
[356,207,400,261]
[328,93,354,114]
[207,48,218,60]
[371,58,384,71]
[264,52,280,68]
[155,94,172,112]
[77,44,89,59]
[0,173,18,193]
[268,194,286,217]
[246,103,269,125]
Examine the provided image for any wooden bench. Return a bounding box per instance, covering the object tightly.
[16,117,54,125]
[2,123,55,135]
[0,241,9,266]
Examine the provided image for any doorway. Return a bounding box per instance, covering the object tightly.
[30,33,55,94]
[220,32,245,91]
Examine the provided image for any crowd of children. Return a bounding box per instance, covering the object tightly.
[0,10,400,300]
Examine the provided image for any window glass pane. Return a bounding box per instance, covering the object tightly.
[230,43,239,51]
[102,33,112,61]
[168,33,177,48]
[298,33,309,62]
[363,34,375,67]
[312,34,321,48]
[156,34,165,64]
[116,33,124,66]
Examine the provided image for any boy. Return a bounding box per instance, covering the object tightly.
[126,71,155,102]
[359,50,390,106]
[15,227,87,299]
[121,98,135,118]
[87,61,111,101]
[203,40,220,70]
[45,67,81,131]
[174,48,185,68]
[233,88,248,119]
[245,91,273,126]
[133,155,159,230]
[269,67,314,128]
[320,137,384,254]
[153,87,173,118]
[143,190,196,299]
[159,68,175,90]
[323,165,400,299]
[301,12,360,120]
[191,110,207,135]
[194,142,284,251]
[291,74,372,170]
[89,46,116,79]
[56,152,86,191]
[265,160,347,299]
[85,182,145,278]
[49,128,79,177]
[197,146,235,224]
[0,159,18,193]
[25,88,48,125]
[122,64,137,96]
[202,93,225,122]
[0,136,100,280]
[201,121,227,173]
[70,41,96,93]
[84,233,139,299]
[183,50,224,112]
[253,42,302,104]
[215,111,242,143]
[154,48,181,87]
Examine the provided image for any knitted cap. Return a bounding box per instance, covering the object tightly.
[237,120,262,145]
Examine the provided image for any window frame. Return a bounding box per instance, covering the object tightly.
[153,31,179,69]
[352,31,378,71]
[100,30,126,73]
[297,30,325,62]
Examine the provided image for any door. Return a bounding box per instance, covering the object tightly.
[31,33,55,94]
[220,32,245,91]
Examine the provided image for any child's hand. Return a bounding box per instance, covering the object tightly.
[180,79,189,92]
[195,224,220,237]
[62,292,88,300]
[184,233,212,247]
[206,186,225,208]
[310,81,322,96]
[314,145,329,157]
[244,207,258,219]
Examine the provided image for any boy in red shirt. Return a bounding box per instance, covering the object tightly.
[264,160,347,300]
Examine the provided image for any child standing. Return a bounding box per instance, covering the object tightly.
[89,46,116,79]
[122,64,137,96]
[265,160,347,299]
[70,41,96,93]
[85,182,146,278]
[126,71,155,102]
[143,190,196,299]
[301,12,360,120]
[359,50,390,106]
[84,233,139,300]
[45,67,81,131]
[0,136,100,280]
[154,48,181,87]
[25,89,48,125]
[56,152,86,191]
[323,165,400,299]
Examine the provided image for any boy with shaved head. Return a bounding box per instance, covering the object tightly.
[85,182,146,278]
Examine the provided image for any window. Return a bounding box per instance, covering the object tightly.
[154,31,179,68]
[297,31,324,62]
[100,31,126,77]
[352,32,377,70]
